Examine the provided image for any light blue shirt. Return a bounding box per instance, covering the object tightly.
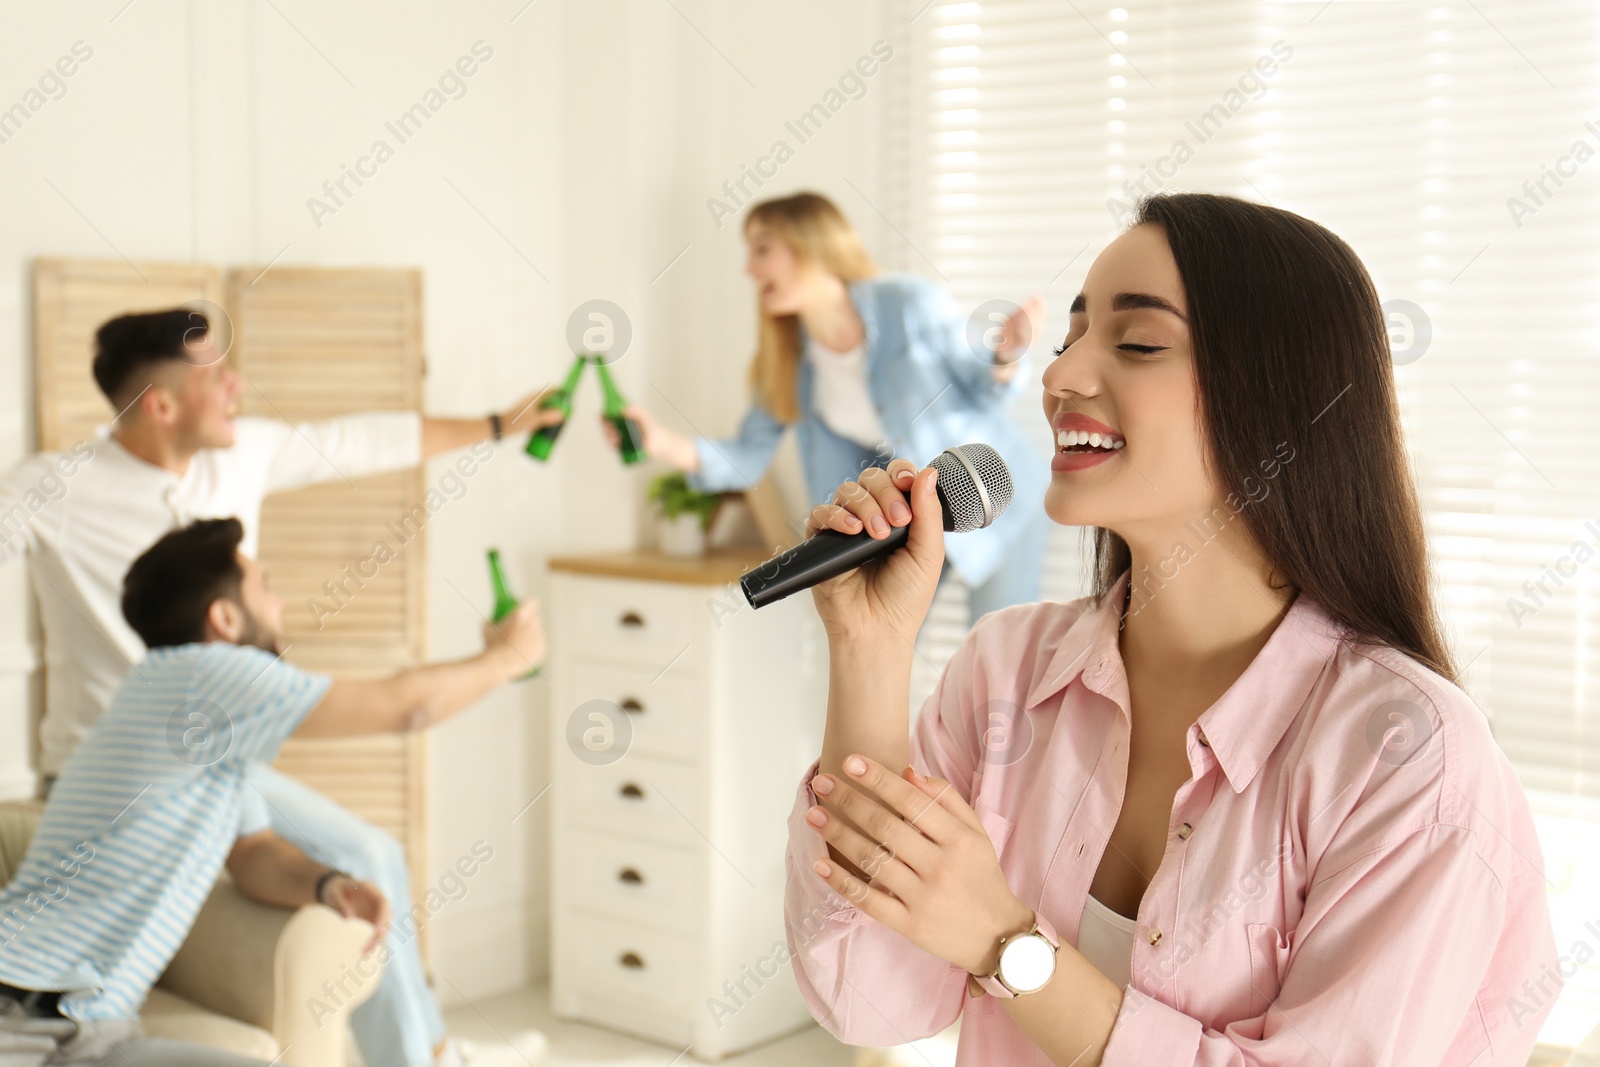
[689,273,1049,587]
[0,643,330,1020]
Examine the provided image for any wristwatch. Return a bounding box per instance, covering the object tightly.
[973,911,1059,999]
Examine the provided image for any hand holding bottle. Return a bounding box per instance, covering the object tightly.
[484,600,545,681]
[487,549,541,680]
[600,404,701,472]
[590,359,646,465]
[501,387,569,435]
[526,356,589,461]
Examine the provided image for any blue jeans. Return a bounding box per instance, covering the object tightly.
[250,766,445,1067]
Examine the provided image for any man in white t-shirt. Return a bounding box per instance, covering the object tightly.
[0,308,562,1067]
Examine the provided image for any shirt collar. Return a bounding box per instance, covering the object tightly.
[97,426,186,485]
[846,277,880,364]
[1025,570,1347,793]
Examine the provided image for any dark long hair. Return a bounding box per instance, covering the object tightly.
[1091,193,1457,684]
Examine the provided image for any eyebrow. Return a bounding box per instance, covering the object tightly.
[1068,291,1188,322]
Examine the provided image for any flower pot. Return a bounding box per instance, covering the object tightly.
[657,512,706,557]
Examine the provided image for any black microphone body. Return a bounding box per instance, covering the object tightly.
[739,443,1014,609]
[741,519,912,610]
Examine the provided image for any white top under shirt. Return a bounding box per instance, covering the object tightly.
[804,336,890,450]
[1076,893,1138,988]
[0,412,422,774]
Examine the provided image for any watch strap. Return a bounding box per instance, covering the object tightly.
[974,911,1058,999]
[1033,910,1059,948]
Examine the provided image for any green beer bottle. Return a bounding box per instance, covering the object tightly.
[486,548,539,680]
[524,355,588,461]
[591,356,646,465]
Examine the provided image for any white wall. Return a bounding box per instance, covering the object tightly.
[0,0,892,1007]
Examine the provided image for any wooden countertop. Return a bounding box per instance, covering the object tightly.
[548,547,776,586]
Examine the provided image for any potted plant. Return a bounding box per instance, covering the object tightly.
[647,472,720,557]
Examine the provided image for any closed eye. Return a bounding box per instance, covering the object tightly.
[1051,340,1167,356]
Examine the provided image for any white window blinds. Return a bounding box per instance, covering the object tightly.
[883,1,1600,1047]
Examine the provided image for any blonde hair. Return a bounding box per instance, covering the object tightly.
[744,192,877,424]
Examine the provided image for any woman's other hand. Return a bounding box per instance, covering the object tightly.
[805,755,1032,977]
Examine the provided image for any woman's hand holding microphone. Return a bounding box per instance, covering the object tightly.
[803,458,944,646]
[804,457,1033,989]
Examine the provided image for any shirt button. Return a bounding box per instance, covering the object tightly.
[1147,928,1163,946]
[1177,823,1192,840]
[1195,728,1210,748]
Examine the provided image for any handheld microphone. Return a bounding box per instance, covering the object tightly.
[739,443,1014,609]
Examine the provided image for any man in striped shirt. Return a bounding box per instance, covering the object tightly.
[0,308,561,1066]
[0,517,543,1065]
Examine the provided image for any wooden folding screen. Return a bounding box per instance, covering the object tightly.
[33,259,223,445]
[32,258,432,961]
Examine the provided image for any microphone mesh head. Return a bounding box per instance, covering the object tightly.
[930,443,1014,533]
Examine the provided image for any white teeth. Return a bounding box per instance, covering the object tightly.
[1057,427,1125,451]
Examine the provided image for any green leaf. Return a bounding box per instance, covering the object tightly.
[646,472,721,530]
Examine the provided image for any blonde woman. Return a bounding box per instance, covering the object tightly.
[619,191,1050,624]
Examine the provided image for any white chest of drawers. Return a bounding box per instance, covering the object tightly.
[546,549,827,1060]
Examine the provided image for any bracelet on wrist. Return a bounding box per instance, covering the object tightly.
[489,411,504,440]
[314,868,349,907]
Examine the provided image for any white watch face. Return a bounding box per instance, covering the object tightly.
[999,932,1056,994]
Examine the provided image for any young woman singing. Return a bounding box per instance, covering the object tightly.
[782,193,1557,1066]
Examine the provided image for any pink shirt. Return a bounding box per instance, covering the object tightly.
[784,571,1559,1065]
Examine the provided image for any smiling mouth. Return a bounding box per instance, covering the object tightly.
[1056,428,1124,454]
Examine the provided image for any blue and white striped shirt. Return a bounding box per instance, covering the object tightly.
[0,642,330,1019]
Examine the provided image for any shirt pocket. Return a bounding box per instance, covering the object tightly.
[1245,922,1291,1018]
[973,795,1015,860]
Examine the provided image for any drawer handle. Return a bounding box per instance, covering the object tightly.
[619,951,645,970]
[619,782,644,799]
[617,867,644,885]
[620,697,644,714]
[619,611,645,628]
